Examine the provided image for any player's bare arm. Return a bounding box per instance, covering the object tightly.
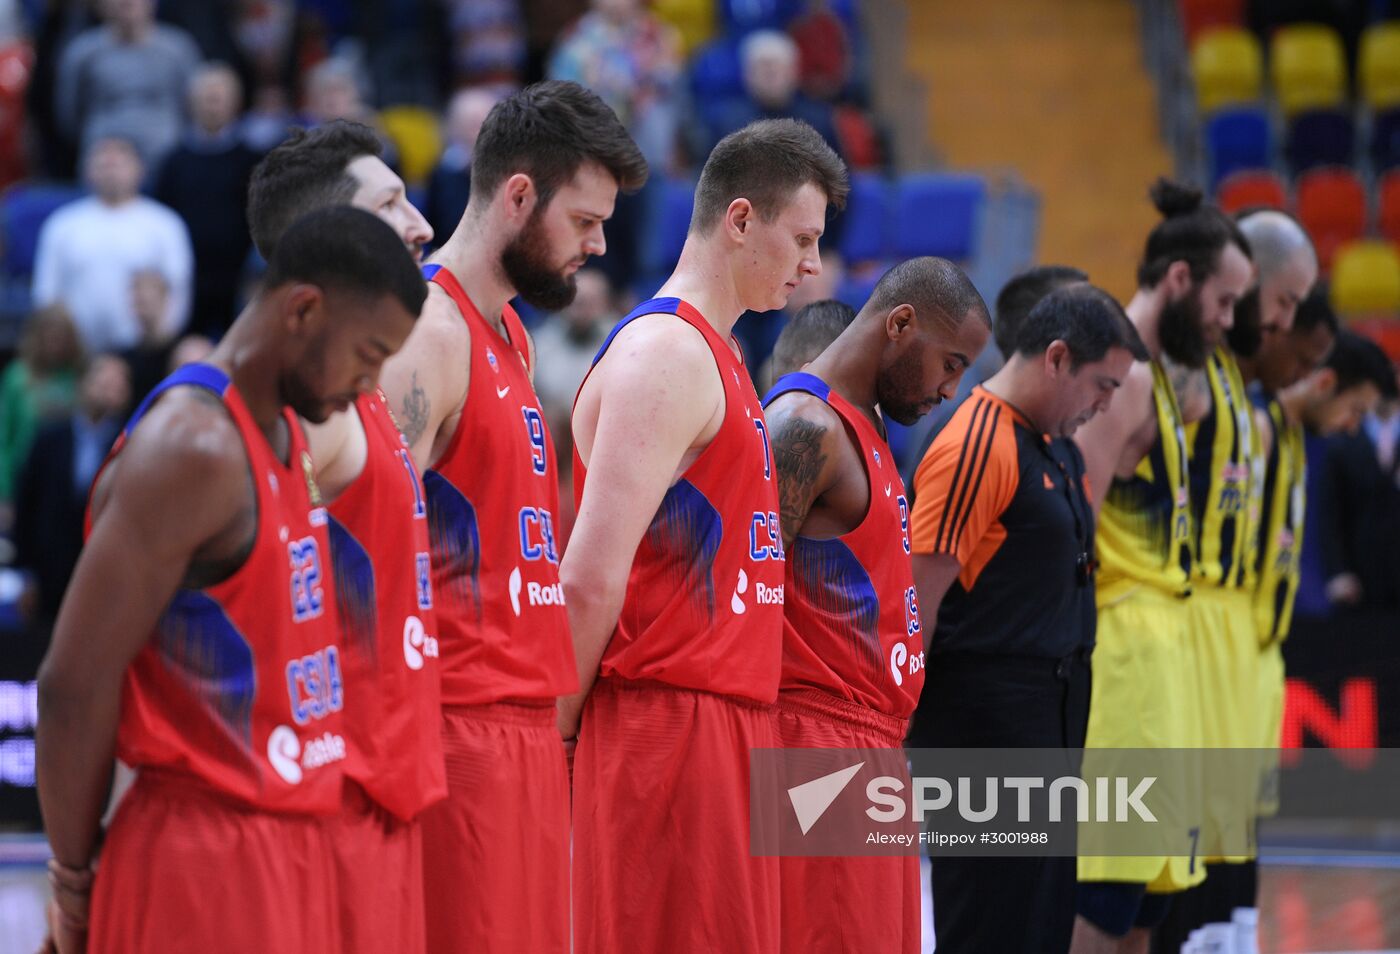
[766,393,867,549]
[37,394,255,903]
[302,408,366,502]
[912,553,961,652]
[557,317,724,739]
[378,286,470,471]
[1254,406,1274,461]
[1076,359,1156,514]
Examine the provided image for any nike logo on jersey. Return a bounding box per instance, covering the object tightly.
[884,483,892,497]
[496,385,511,399]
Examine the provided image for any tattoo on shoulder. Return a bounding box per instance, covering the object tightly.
[771,415,829,542]
[399,371,430,446]
[1165,360,1208,408]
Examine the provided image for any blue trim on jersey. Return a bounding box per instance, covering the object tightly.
[421,263,443,281]
[591,297,683,367]
[762,371,832,407]
[124,363,231,438]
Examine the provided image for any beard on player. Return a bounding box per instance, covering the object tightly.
[1158,283,1212,369]
[501,206,582,312]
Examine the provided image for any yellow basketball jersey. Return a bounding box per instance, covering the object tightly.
[1185,347,1264,590]
[1254,398,1306,646]
[1097,360,1194,600]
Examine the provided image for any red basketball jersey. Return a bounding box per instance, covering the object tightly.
[420,264,577,705]
[327,391,446,821]
[763,372,926,718]
[574,297,786,703]
[99,364,346,814]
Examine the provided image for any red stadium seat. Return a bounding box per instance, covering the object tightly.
[1177,0,1245,45]
[1215,169,1287,214]
[1379,169,1400,249]
[1294,166,1367,271]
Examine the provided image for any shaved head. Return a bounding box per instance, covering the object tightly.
[863,256,990,332]
[1239,210,1316,281]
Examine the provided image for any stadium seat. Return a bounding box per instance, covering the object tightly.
[1190,28,1263,113]
[1284,107,1355,174]
[1204,105,1272,186]
[718,0,800,33]
[379,106,443,188]
[890,173,986,260]
[1269,23,1347,116]
[1359,21,1400,111]
[839,172,888,262]
[652,0,716,56]
[689,36,746,102]
[0,182,84,278]
[1295,166,1367,271]
[1177,0,1245,45]
[1373,107,1400,172]
[1215,169,1287,213]
[1379,170,1400,248]
[1330,240,1400,315]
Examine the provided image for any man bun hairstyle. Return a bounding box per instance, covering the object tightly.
[1137,176,1252,289]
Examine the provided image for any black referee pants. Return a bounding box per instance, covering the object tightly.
[909,649,1092,954]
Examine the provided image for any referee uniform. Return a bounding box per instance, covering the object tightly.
[908,386,1096,954]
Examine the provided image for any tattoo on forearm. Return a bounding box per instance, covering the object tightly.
[771,416,828,543]
[399,371,430,447]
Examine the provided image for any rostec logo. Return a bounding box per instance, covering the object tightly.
[889,641,925,688]
[756,581,784,605]
[508,566,564,617]
[266,724,347,786]
[402,614,439,671]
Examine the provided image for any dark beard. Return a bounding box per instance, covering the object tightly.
[500,209,578,311]
[876,347,930,426]
[1158,288,1211,369]
[1225,286,1262,359]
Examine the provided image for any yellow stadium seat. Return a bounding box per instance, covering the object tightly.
[1360,22,1400,111]
[1191,28,1264,114]
[1270,23,1347,116]
[1331,240,1400,316]
[652,0,715,57]
[380,106,443,188]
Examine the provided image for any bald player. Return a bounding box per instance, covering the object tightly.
[1070,179,1253,953]
[763,257,989,953]
[246,121,447,954]
[377,81,647,954]
[36,208,425,954]
[561,118,848,954]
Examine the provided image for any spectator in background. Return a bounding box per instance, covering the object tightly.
[700,30,842,160]
[448,0,527,87]
[1295,330,1400,615]
[155,62,262,340]
[14,352,131,627]
[301,56,399,168]
[788,0,852,102]
[32,136,194,354]
[0,306,84,518]
[548,0,682,172]
[426,85,505,240]
[532,267,617,427]
[54,0,201,171]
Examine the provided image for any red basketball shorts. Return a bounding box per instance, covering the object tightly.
[772,690,920,954]
[419,700,569,953]
[325,780,425,954]
[88,771,338,953]
[572,678,781,954]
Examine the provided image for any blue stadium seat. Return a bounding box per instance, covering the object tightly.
[1285,108,1355,175]
[891,173,986,260]
[689,37,746,102]
[835,268,883,309]
[839,172,889,262]
[719,0,801,33]
[0,183,85,278]
[1204,105,1272,186]
[1372,108,1400,173]
[642,176,696,278]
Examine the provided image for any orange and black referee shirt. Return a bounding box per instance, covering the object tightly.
[910,387,1096,658]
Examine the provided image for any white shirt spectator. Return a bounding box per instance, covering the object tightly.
[32,195,193,353]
